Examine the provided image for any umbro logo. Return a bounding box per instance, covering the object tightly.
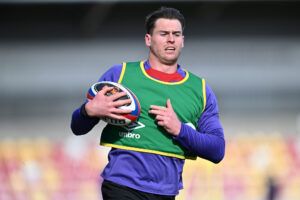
[122,121,145,131]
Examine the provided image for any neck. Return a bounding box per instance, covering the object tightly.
[148,56,178,74]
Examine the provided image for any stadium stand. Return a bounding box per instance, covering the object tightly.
[1,134,299,200]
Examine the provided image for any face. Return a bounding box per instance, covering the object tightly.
[145,18,184,65]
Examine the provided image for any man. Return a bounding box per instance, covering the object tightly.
[71,7,225,200]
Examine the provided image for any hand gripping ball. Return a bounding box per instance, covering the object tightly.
[87,81,141,126]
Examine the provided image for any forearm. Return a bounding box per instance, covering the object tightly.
[71,104,100,135]
[71,64,123,135]
[175,123,225,163]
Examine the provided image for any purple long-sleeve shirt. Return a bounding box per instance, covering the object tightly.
[71,61,225,195]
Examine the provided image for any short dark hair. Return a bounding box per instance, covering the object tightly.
[145,7,185,35]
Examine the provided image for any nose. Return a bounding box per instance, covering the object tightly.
[167,33,175,43]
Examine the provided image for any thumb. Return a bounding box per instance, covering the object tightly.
[166,99,172,109]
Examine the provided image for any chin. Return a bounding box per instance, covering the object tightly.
[162,59,178,65]
[164,56,179,64]
[164,53,180,63]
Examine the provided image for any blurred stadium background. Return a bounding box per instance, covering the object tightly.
[0,0,300,200]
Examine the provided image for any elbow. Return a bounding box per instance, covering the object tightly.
[71,127,83,136]
[70,122,88,136]
[211,152,224,164]
[198,137,225,164]
[71,129,86,136]
[211,138,225,164]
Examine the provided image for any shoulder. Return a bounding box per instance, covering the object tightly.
[98,63,123,82]
[203,82,220,113]
[205,83,218,102]
[99,61,142,82]
[181,68,204,85]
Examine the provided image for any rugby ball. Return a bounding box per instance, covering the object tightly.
[87,81,141,126]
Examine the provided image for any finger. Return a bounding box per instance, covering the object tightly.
[113,99,132,107]
[111,107,133,114]
[99,86,114,95]
[166,99,172,109]
[150,105,167,111]
[110,91,128,101]
[149,109,165,116]
[108,113,129,120]
[157,121,165,126]
[155,115,165,121]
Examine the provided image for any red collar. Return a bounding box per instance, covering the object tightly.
[145,67,184,82]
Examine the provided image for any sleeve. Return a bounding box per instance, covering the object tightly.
[174,83,225,163]
[70,64,123,135]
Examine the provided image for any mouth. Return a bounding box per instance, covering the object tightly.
[165,47,176,52]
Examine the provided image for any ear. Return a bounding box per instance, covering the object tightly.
[145,34,151,47]
[182,35,185,48]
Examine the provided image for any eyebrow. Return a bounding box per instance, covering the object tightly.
[158,30,182,34]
